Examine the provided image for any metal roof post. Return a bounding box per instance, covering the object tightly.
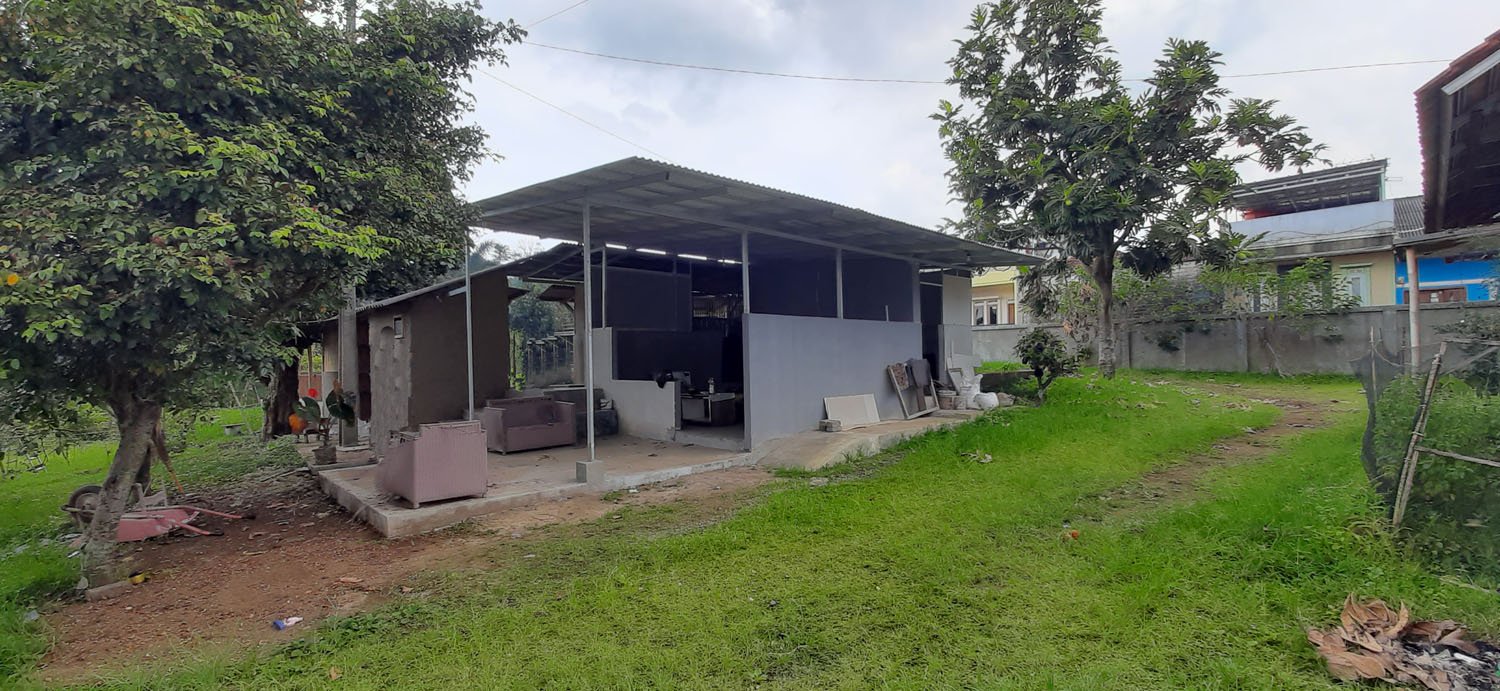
[578,201,602,483]
[464,232,475,421]
[741,230,750,315]
[835,248,844,319]
[910,261,921,324]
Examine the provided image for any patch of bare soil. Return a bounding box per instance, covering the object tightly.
[38,465,770,684]
[1082,383,1338,524]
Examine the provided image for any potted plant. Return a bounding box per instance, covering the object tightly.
[293,386,356,464]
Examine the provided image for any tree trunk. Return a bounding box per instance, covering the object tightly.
[262,356,301,441]
[80,397,161,587]
[1093,258,1117,378]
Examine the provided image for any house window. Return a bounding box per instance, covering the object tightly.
[1335,265,1373,307]
[973,299,1006,325]
[393,316,405,339]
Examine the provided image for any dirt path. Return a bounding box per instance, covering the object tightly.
[1079,381,1346,524]
[37,466,771,685]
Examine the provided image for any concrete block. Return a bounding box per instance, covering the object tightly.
[575,459,604,485]
[84,580,132,602]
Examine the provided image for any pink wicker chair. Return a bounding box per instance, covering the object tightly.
[376,420,487,508]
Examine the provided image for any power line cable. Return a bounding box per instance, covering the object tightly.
[525,42,1451,85]
[474,68,670,161]
[526,0,598,29]
[527,42,945,84]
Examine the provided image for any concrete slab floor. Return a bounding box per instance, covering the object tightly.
[318,412,981,538]
[317,436,751,538]
[756,411,981,471]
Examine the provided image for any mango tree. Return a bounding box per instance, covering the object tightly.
[0,0,518,585]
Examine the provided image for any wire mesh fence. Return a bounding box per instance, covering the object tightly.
[1359,334,1500,579]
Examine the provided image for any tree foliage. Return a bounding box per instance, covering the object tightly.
[936,0,1323,378]
[1014,328,1076,403]
[0,0,519,582]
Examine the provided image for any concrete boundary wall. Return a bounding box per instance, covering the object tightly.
[973,301,1500,375]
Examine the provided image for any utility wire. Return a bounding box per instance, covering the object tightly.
[528,42,945,84]
[474,68,670,161]
[526,0,597,29]
[526,42,1451,85]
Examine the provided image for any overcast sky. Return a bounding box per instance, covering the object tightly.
[464,0,1500,250]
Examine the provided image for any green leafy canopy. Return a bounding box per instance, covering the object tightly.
[0,0,521,414]
[936,0,1324,375]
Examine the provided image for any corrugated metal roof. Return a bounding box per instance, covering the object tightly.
[1393,196,1425,233]
[472,158,1039,270]
[360,263,508,312]
[1232,160,1387,216]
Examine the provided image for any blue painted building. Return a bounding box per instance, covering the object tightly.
[1396,254,1496,303]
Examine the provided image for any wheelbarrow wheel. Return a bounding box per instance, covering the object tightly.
[66,484,103,529]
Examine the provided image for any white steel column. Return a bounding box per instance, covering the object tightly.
[1407,246,1422,373]
[835,248,844,319]
[741,230,750,314]
[911,262,921,323]
[578,202,601,483]
[463,232,475,420]
[601,244,608,329]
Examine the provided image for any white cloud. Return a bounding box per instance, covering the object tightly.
[467,0,1500,253]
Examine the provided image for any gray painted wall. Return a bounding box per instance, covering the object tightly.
[744,313,921,447]
[972,301,1500,374]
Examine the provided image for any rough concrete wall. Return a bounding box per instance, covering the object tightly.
[972,302,1500,374]
[590,328,680,441]
[744,313,921,447]
[367,313,410,458]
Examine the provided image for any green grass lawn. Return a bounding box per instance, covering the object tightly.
[0,407,287,683]
[56,372,1499,690]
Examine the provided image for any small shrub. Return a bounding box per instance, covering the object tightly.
[1014,329,1077,403]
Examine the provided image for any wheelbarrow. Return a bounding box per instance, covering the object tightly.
[64,483,245,542]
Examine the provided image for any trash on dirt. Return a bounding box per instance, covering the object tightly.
[272,616,303,630]
[336,576,363,584]
[808,477,830,487]
[23,610,39,623]
[962,451,993,464]
[1307,595,1500,690]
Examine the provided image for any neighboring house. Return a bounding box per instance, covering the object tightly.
[468,158,1037,456]
[970,268,1028,326]
[1231,159,1405,307]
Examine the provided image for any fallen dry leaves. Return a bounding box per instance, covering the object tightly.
[1307,595,1499,690]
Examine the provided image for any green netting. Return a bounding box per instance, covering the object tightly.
[1361,339,1500,579]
